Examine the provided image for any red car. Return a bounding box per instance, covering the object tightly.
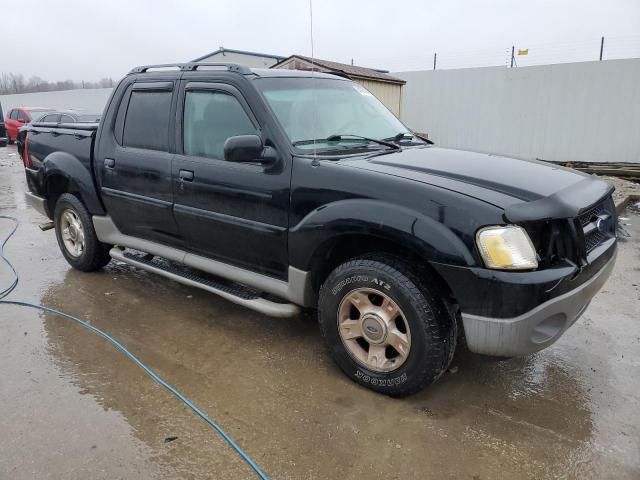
[4,107,53,143]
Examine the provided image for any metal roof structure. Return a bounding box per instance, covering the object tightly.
[192,47,287,63]
[273,55,406,84]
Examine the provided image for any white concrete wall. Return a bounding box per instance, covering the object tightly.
[0,88,113,116]
[395,59,640,163]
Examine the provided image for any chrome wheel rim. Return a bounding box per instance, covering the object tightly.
[337,288,411,373]
[60,208,85,258]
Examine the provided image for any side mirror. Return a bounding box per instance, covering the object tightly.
[224,135,276,164]
[17,118,26,124]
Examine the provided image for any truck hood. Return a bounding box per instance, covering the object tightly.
[342,146,612,221]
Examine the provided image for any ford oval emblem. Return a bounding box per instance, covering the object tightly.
[365,325,380,334]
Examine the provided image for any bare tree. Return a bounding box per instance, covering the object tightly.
[0,72,115,95]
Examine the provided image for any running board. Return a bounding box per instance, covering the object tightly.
[109,248,300,318]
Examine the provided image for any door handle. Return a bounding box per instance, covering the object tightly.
[104,158,115,169]
[179,169,194,182]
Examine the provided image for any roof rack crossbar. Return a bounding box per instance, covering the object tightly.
[129,62,253,75]
[129,64,184,74]
[181,62,254,75]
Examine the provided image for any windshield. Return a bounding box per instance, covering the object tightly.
[256,77,410,151]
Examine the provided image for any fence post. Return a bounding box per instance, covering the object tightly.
[510,46,515,68]
[599,36,605,61]
[433,52,437,70]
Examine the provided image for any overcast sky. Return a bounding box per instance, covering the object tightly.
[5,0,640,81]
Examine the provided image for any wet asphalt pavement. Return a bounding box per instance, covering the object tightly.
[1,144,639,479]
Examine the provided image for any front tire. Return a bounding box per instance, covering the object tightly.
[54,193,112,271]
[318,255,456,397]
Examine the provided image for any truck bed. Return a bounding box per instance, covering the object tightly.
[23,122,99,208]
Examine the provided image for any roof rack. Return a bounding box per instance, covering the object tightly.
[129,62,254,75]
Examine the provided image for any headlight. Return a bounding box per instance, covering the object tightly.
[476,226,538,270]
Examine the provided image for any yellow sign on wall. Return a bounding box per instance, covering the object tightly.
[517,49,529,56]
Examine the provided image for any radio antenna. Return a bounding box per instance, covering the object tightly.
[309,0,318,158]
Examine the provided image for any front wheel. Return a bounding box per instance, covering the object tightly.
[318,255,456,397]
[54,193,112,271]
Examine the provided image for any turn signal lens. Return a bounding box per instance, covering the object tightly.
[476,226,538,270]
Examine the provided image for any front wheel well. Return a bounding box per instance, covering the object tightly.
[308,234,456,306]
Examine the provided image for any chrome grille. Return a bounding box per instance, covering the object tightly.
[578,197,615,253]
[584,230,607,252]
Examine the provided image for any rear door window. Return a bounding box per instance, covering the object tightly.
[183,90,258,160]
[41,114,61,123]
[122,90,172,151]
[60,114,75,123]
[10,110,18,120]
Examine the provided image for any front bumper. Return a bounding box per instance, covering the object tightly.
[460,248,616,356]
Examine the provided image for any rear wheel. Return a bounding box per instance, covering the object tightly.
[54,193,112,271]
[318,254,456,397]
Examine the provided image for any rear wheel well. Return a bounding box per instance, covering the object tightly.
[46,174,75,216]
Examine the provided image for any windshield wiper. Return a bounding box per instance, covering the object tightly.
[383,132,414,141]
[383,132,434,144]
[293,134,400,150]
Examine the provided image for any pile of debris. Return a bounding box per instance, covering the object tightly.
[552,161,640,180]
[599,175,640,213]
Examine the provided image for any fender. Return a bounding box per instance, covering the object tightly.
[42,151,105,215]
[289,199,476,272]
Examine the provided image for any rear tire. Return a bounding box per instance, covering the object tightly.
[54,193,112,271]
[318,254,456,397]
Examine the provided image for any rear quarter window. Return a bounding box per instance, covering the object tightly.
[40,114,61,123]
[122,90,172,151]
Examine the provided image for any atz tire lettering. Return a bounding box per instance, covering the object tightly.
[355,370,407,385]
[332,275,369,295]
[331,275,393,295]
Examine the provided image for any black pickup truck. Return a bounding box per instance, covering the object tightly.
[22,63,617,396]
